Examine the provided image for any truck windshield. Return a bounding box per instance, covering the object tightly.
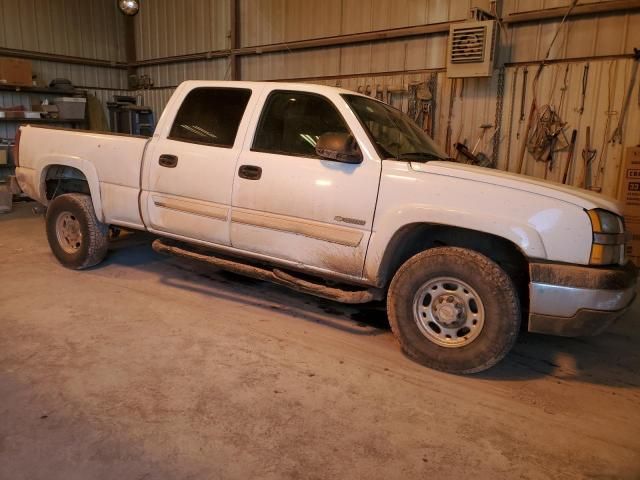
[342,94,448,162]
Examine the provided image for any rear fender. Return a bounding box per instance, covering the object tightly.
[37,155,104,222]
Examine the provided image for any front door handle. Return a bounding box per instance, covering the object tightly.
[238,164,262,180]
[159,154,178,168]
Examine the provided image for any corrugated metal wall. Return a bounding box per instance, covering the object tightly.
[0,0,126,61]
[2,0,639,198]
[131,0,640,198]
[135,0,230,60]
[0,0,128,140]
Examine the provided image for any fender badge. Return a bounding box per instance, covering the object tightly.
[335,216,366,226]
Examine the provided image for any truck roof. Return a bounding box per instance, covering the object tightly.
[176,79,363,97]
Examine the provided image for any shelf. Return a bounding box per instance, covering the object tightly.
[0,83,85,96]
[0,118,85,124]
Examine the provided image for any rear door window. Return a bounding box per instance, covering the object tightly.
[169,87,251,147]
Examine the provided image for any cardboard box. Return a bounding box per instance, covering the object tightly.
[0,57,32,86]
[617,146,640,264]
[54,97,86,119]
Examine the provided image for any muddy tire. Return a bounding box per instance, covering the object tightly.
[387,247,520,374]
[45,193,109,270]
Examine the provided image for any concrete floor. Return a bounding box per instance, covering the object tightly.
[1,202,639,480]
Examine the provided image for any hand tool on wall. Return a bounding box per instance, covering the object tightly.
[580,126,597,189]
[593,61,619,191]
[557,64,570,115]
[544,127,563,179]
[492,66,506,168]
[576,63,589,115]
[517,0,578,176]
[562,129,578,184]
[455,142,492,168]
[610,48,640,144]
[505,67,519,171]
[527,105,568,162]
[375,85,384,101]
[472,124,494,155]
[445,79,457,156]
[516,67,528,140]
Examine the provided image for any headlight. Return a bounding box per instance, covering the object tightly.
[586,209,626,265]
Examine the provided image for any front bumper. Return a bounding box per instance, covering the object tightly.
[528,261,638,336]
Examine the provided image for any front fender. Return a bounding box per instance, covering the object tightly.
[36,155,104,222]
[363,205,547,283]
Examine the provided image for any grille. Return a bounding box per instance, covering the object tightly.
[450,25,486,64]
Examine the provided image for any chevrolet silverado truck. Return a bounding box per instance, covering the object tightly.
[14,80,638,374]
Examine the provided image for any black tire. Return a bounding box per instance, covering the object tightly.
[387,247,521,374]
[45,193,109,270]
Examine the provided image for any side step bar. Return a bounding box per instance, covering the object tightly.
[152,238,383,304]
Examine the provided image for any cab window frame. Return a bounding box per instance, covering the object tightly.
[167,87,252,149]
[250,90,356,160]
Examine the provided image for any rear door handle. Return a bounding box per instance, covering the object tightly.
[238,164,262,180]
[159,154,178,168]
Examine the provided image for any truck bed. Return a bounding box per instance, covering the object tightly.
[16,125,150,228]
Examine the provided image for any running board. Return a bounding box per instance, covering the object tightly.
[152,238,382,304]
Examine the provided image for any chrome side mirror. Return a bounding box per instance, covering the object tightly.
[315,133,362,164]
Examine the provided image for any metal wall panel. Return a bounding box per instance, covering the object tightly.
[509,11,639,62]
[138,58,229,87]
[504,0,612,15]
[135,0,230,61]
[28,60,128,89]
[238,0,490,47]
[0,0,126,61]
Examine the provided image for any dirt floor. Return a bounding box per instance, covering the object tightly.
[1,202,639,480]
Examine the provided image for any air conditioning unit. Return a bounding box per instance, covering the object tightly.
[446,20,497,78]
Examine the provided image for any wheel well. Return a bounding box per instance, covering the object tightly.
[44,165,90,200]
[379,223,530,311]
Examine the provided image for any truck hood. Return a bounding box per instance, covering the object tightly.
[412,161,623,215]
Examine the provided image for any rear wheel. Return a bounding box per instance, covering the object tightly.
[46,193,109,269]
[387,247,521,374]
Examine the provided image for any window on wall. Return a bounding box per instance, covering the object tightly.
[169,88,251,147]
[252,91,351,157]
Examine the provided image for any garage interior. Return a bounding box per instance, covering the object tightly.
[1,0,640,478]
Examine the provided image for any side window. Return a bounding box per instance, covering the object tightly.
[169,87,251,147]
[252,91,350,157]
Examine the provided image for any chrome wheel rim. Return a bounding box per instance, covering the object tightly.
[412,276,485,348]
[55,211,83,254]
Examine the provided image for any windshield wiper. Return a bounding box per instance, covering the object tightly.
[396,152,443,161]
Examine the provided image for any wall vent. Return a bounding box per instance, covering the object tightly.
[447,20,497,78]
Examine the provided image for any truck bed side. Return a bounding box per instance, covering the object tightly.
[16,125,149,229]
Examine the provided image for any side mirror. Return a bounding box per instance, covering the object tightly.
[315,133,362,164]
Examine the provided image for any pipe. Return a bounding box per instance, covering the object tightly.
[505,52,636,67]
[229,0,240,80]
[130,21,454,67]
[503,0,640,23]
[0,47,128,69]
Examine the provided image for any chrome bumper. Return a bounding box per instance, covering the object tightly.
[528,261,638,336]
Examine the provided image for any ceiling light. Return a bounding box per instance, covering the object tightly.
[118,0,140,16]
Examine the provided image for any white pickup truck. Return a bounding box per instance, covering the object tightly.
[14,80,637,373]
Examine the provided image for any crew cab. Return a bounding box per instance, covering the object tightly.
[13,80,638,374]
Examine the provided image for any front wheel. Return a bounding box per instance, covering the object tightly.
[45,193,109,269]
[387,247,521,374]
